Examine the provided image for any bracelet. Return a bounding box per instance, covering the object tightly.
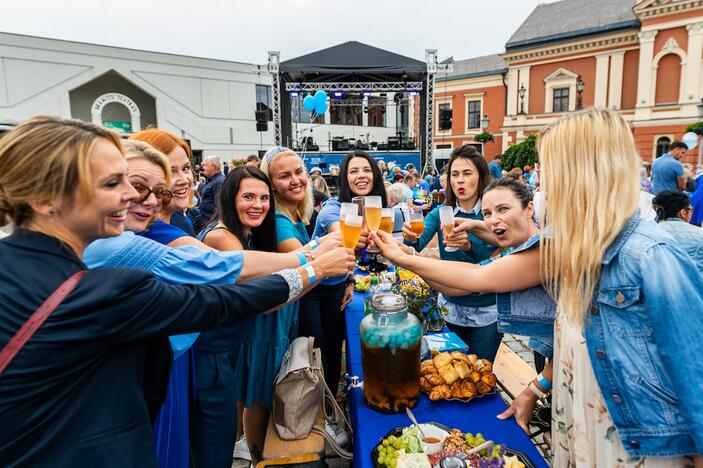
[528,381,548,400]
[346,275,356,286]
[537,373,552,391]
[295,251,308,266]
[310,237,320,250]
[304,264,317,284]
[303,250,315,263]
[273,268,303,302]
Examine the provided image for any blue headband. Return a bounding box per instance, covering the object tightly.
[264,146,293,164]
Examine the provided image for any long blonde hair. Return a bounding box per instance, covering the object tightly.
[0,116,122,228]
[259,147,312,224]
[538,108,640,325]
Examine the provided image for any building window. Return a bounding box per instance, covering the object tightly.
[467,100,481,129]
[656,136,671,158]
[438,102,452,132]
[291,98,314,123]
[330,96,362,126]
[367,97,386,128]
[553,88,569,113]
[436,144,452,149]
[255,85,273,120]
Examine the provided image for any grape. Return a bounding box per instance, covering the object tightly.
[389,460,397,468]
[383,439,389,447]
[377,456,384,464]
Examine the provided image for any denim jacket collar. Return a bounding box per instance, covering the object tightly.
[602,214,640,265]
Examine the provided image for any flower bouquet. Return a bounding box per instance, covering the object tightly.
[393,269,447,333]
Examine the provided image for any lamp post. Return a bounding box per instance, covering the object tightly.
[480,114,490,131]
[518,84,526,114]
[697,98,703,174]
[576,77,585,110]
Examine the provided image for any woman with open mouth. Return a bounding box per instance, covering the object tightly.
[401,144,501,361]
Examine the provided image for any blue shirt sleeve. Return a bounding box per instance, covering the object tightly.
[140,221,190,245]
[312,200,341,238]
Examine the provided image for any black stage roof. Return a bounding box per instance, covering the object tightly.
[280,41,426,82]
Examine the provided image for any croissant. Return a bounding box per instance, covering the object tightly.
[450,352,470,364]
[430,349,439,358]
[449,381,463,399]
[476,381,493,394]
[460,381,477,399]
[429,384,452,401]
[466,354,479,366]
[468,370,481,383]
[425,374,444,386]
[478,359,493,373]
[433,352,453,369]
[420,376,432,392]
[481,372,497,388]
[437,364,459,385]
[453,361,470,380]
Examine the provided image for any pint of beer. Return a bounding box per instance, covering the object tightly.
[339,202,358,231]
[408,208,425,237]
[364,196,383,232]
[379,208,394,234]
[439,205,458,252]
[341,214,364,249]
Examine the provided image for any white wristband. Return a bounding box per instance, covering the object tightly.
[304,263,317,284]
[528,381,548,399]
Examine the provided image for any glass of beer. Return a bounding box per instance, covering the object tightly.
[409,208,425,237]
[379,208,394,234]
[439,205,458,252]
[341,214,364,249]
[364,196,383,254]
[339,202,358,232]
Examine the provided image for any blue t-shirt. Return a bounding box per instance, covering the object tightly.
[417,179,430,193]
[275,211,310,246]
[652,153,684,194]
[312,199,348,286]
[488,161,502,179]
[140,220,190,245]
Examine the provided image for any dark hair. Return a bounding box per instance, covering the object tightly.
[652,190,690,221]
[216,166,277,252]
[312,188,326,206]
[337,150,388,206]
[393,173,405,183]
[493,154,502,161]
[246,154,261,163]
[444,144,492,208]
[669,141,688,151]
[483,177,533,208]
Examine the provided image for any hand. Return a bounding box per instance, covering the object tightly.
[453,218,479,233]
[356,232,369,250]
[444,222,471,250]
[314,231,342,256]
[340,283,354,311]
[401,221,418,241]
[370,230,411,264]
[496,385,538,433]
[311,248,356,279]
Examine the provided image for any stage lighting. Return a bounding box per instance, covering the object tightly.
[333,91,344,98]
[290,91,300,98]
[409,90,418,97]
[362,91,371,98]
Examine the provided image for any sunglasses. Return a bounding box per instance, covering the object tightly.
[131,182,174,205]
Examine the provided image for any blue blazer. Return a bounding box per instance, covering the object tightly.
[0,230,289,467]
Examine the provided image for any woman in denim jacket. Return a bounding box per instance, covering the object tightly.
[374,109,703,466]
[652,190,703,271]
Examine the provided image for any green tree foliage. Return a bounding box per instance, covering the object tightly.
[502,134,538,171]
[473,131,495,143]
[685,122,703,135]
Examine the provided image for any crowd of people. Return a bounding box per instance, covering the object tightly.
[0,107,702,468]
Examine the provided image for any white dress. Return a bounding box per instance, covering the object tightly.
[551,310,688,468]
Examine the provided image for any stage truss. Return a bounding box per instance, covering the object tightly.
[268,49,451,170]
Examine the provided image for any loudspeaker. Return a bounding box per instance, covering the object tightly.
[439,109,452,130]
[256,121,268,132]
[255,110,268,122]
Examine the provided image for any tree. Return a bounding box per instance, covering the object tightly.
[685,122,703,135]
[502,134,538,171]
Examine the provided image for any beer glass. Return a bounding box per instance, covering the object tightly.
[379,208,394,234]
[364,196,382,254]
[339,202,358,232]
[408,208,425,237]
[439,205,458,252]
[341,214,364,249]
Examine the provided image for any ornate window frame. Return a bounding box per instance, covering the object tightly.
[544,68,579,113]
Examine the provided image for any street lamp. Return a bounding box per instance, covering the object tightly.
[576,77,585,110]
[480,115,490,130]
[518,84,526,114]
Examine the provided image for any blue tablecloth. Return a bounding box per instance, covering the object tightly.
[345,292,548,468]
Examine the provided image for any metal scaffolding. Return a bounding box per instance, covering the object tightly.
[267,51,282,145]
[424,49,451,172]
[285,82,424,92]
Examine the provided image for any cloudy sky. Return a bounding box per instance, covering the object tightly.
[0,0,559,64]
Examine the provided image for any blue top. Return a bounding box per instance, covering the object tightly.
[170,212,196,237]
[691,173,703,225]
[275,211,310,245]
[313,199,348,286]
[657,217,703,271]
[651,153,684,194]
[416,179,430,193]
[140,220,189,245]
[488,161,502,179]
[84,232,245,355]
[406,204,496,309]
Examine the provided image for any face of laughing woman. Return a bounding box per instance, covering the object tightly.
[164,145,193,215]
[270,153,308,207]
[481,188,535,248]
[347,157,374,196]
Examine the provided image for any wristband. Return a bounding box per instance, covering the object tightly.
[310,237,320,250]
[295,251,308,266]
[304,264,317,284]
[537,373,552,391]
[528,381,548,399]
[346,274,356,286]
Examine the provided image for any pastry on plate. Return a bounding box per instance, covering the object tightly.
[437,364,459,385]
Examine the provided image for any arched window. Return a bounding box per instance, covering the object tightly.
[656,136,671,158]
[655,54,682,105]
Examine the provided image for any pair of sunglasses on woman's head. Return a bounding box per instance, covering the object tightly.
[131,183,174,205]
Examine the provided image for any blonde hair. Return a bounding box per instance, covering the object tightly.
[259,148,312,224]
[388,183,408,204]
[0,115,122,228]
[313,176,331,199]
[122,140,172,188]
[539,108,640,325]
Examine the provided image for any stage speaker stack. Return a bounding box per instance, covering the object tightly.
[255,110,268,132]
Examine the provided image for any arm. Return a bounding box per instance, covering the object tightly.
[373,230,542,294]
[498,360,553,432]
[168,235,212,250]
[452,218,499,246]
[642,243,703,450]
[402,208,439,252]
[678,176,687,191]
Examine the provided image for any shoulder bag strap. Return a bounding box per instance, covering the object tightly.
[0,270,86,378]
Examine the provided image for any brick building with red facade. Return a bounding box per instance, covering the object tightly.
[434,0,703,166]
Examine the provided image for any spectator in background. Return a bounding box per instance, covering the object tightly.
[223,161,230,176]
[415,171,430,194]
[423,166,437,188]
[488,154,503,179]
[313,176,331,200]
[652,140,687,194]
[307,189,325,238]
[246,154,260,167]
[439,173,447,191]
[309,167,322,183]
[652,190,703,271]
[405,163,417,176]
[199,155,225,222]
[387,182,409,239]
[683,163,696,192]
[640,165,653,193]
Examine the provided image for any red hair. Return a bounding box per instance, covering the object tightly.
[129,128,191,158]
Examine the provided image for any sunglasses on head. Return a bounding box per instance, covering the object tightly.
[131,182,174,205]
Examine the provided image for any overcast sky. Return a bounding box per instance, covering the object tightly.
[0,0,558,64]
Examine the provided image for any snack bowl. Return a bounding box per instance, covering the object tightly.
[418,424,449,455]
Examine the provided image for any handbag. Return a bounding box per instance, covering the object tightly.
[0,271,85,378]
[272,336,353,459]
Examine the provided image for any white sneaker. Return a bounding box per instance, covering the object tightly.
[233,436,252,461]
[324,421,349,447]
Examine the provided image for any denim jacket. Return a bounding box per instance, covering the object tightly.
[657,217,703,272]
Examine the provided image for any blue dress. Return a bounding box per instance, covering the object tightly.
[209,213,310,410]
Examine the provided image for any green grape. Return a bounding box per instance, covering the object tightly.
[383,439,389,447]
[475,432,484,440]
[480,448,487,456]
[377,456,384,465]
[393,451,400,458]
[465,434,475,446]
[390,459,397,468]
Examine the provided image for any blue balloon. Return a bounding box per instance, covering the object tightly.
[303,95,316,112]
[315,103,328,115]
[314,90,327,106]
